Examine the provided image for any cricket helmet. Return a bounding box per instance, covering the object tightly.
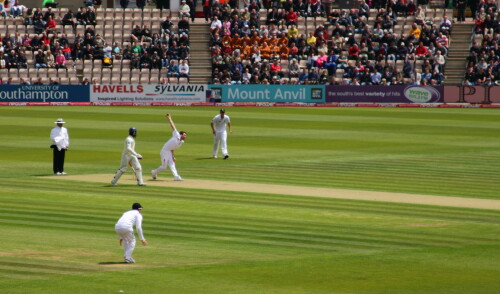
[129,127,137,137]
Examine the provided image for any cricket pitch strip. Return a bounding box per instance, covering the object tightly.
[43,174,500,211]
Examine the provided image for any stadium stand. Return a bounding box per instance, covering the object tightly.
[0,1,467,85]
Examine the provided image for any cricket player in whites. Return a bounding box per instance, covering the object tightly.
[151,114,187,181]
[115,202,148,263]
[211,109,232,159]
[111,127,146,186]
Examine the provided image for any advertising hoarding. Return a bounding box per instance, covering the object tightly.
[90,84,208,103]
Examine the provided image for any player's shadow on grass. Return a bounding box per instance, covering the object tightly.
[99,261,128,265]
[195,157,216,160]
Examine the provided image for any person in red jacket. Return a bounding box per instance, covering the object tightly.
[415,42,428,59]
[45,15,56,32]
[348,43,361,60]
[286,8,298,26]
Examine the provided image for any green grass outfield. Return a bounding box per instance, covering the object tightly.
[0,106,499,293]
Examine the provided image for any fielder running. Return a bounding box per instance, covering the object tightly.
[111,127,145,186]
[151,114,187,181]
[115,202,148,264]
[211,108,232,159]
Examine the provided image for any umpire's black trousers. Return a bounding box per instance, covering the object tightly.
[51,145,66,174]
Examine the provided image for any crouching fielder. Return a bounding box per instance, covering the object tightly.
[111,127,145,186]
[151,114,187,181]
[115,202,148,263]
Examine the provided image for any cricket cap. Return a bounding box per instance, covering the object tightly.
[220,108,225,113]
[132,203,143,210]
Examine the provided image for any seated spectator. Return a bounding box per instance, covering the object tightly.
[167,60,180,77]
[140,51,151,69]
[150,51,161,69]
[434,50,446,73]
[34,49,47,70]
[85,7,96,26]
[178,16,190,34]
[76,7,86,25]
[270,58,283,78]
[141,24,153,42]
[286,8,298,26]
[17,51,27,68]
[180,0,190,18]
[34,15,46,34]
[408,23,420,43]
[55,49,66,68]
[45,15,56,33]
[130,52,140,68]
[44,50,55,67]
[161,16,174,35]
[439,16,452,34]
[6,50,19,69]
[178,42,190,60]
[358,0,370,18]
[11,0,27,18]
[179,60,189,77]
[435,32,449,48]
[211,16,222,33]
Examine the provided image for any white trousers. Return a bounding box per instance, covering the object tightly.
[112,154,144,185]
[213,131,228,157]
[115,228,136,260]
[152,151,179,178]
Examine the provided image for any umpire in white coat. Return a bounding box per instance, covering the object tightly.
[211,109,232,159]
[50,118,69,175]
[115,202,148,263]
[111,127,145,186]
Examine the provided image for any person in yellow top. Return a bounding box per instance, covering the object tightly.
[408,23,421,42]
[306,32,316,46]
[287,24,298,40]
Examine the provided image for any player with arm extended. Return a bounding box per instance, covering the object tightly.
[211,108,232,159]
[151,114,187,181]
[111,127,145,186]
[115,202,148,263]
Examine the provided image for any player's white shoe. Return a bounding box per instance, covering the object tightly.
[174,176,183,181]
[111,180,117,186]
[151,170,157,180]
[61,172,67,175]
[213,155,217,158]
[125,258,135,264]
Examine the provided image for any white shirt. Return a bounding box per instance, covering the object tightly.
[50,126,69,151]
[123,135,138,157]
[211,114,230,133]
[211,19,222,30]
[115,210,145,240]
[180,4,190,14]
[161,130,184,153]
[179,63,189,74]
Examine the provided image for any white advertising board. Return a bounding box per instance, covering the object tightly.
[90,84,208,103]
